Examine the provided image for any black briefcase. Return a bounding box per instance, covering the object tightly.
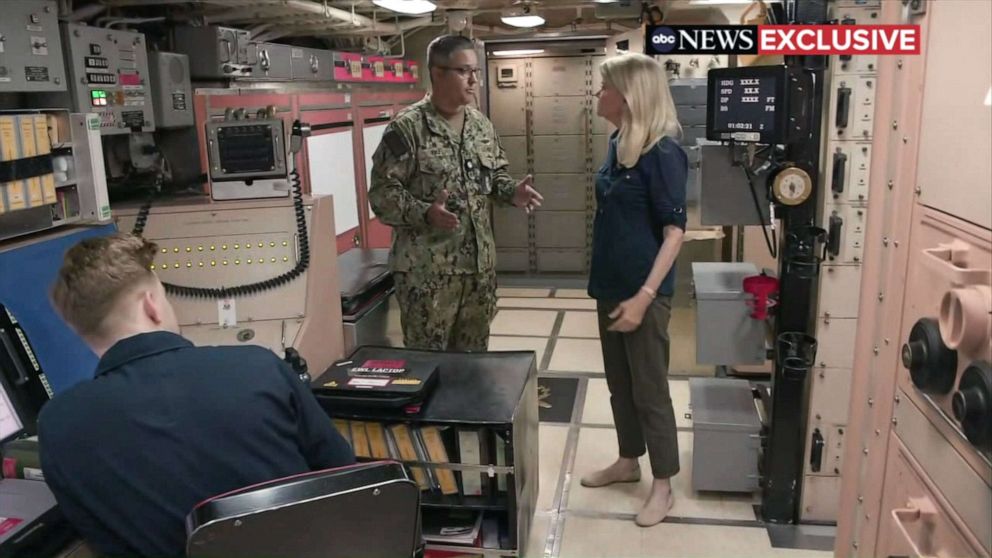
[311,347,439,411]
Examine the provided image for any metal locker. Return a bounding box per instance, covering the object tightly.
[535,212,586,248]
[818,265,863,319]
[490,85,527,137]
[590,55,604,93]
[670,78,708,105]
[533,174,587,211]
[494,207,529,248]
[532,96,588,135]
[537,249,586,272]
[682,126,707,147]
[496,249,529,272]
[677,105,707,127]
[500,136,529,177]
[592,134,609,166]
[533,136,586,174]
[531,57,588,97]
[591,106,611,135]
[814,316,858,369]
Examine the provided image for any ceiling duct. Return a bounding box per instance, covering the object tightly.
[595,0,643,19]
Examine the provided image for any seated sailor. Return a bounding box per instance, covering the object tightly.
[38,233,355,557]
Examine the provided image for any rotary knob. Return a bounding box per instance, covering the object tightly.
[901,318,957,394]
[952,361,991,452]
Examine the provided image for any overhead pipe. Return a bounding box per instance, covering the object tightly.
[64,3,108,21]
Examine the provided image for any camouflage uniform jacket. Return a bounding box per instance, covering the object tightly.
[368,96,517,275]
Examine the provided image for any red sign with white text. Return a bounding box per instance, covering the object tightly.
[758,25,920,55]
[645,24,921,56]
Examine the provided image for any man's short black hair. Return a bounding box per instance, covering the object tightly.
[427,34,475,68]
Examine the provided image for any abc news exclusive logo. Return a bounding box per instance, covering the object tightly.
[646,25,920,56]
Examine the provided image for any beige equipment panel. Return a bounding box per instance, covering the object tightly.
[530,57,588,97]
[531,96,588,136]
[115,196,343,374]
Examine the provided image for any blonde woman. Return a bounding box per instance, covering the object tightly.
[581,53,687,527]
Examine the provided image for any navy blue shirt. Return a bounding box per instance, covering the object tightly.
[38,332,355,557]
[588,133,688,301]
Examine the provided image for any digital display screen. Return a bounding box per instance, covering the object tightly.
[217,125,277,174]
[707,66,795,144]
[0,371,25,444]
[711,75,778,136]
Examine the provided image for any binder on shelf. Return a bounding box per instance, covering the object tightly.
[32,115,57,204]
[1,115,27,212]
[495,432,508,494]
[389,423,430,490]
[351,421,372,458]
[422,426,459,495]
[385,423,401,459]
[366,421,391,459]
[457,429,483,496]
[412,427,440,491]
[16,115,43,206]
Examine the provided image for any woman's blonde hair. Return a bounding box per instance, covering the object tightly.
[600,53,682,168]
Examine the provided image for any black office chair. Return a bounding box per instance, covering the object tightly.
[186,461,422,558]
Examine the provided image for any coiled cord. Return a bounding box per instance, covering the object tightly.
[131,168,310,299]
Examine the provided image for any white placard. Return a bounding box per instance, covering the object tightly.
[362,123,389,219]
[218,298,237,327]
[306,131,359,235]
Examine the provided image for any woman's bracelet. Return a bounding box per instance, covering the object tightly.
[640,285,657,299]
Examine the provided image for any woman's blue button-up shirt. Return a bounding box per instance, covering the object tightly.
[588,133,688,301]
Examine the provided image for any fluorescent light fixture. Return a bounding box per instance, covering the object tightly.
[501,14,545,27]
[501,4,545,28]
[985,87,991,107]
[689,0,773,4]
[372,0,437,15]
[492,49,545,56]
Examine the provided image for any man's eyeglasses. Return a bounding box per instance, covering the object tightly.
[437,66,482,79]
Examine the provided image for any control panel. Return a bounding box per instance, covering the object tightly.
[150,236,297,276]
[205,117,290,200]
[174,26,256,79]
[147,51,193,128]
[114,197,344,376]
[828,75,876,141]
[825,142,872,204]
[0,0,66,92]
[61,24,155,135]
[824,202,866,264]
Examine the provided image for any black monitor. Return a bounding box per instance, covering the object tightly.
[706,65,803,145]
[0,366,27,446]
[0,304,52,446]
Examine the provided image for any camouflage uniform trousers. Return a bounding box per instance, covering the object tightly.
[392,270,497,352]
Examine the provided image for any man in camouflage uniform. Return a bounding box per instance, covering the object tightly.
[369,34,543,351]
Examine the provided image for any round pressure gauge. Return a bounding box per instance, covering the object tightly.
[772,167,813,206]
